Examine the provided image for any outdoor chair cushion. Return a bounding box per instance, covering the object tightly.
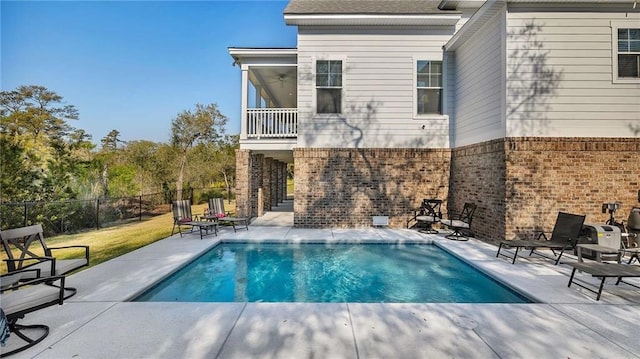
[24,259,88,278]
[440,219,470,229]
[416,215,439,223]
[1,285,63,316]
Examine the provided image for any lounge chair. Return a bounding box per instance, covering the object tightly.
[567,262,640,300]
[206,198,248,232]
[440,202,477,241]
[171,200,217,239]
[496,212,586,264]
[0,224,89,298]
[0,269,66,357]
[406,199,442,234]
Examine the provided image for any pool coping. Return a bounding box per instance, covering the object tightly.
[132,239,534,304]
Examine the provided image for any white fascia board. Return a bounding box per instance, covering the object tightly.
[284,14,461,26]
[228,48,297,57]
[443,0,505,51]
[229,48,297,66]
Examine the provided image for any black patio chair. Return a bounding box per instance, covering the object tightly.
[0,224,89,298]
[496,211,586,264]
[0,268,65,357]
[440,202,477,241]
[407,199,443,234]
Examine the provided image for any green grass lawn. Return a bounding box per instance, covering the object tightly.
[1,201,235,274]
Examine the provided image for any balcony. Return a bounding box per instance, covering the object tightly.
[230,47,297,162]
[247,108,297,139]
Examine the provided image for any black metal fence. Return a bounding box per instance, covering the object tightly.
[0,187,232,237]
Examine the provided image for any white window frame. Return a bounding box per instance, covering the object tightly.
[611,20,640,84]
[313,57,346,116]
[413,57,445,119]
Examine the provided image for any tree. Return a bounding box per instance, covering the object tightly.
[170,103,227,200]
[101,129,122,151]
[0,85,90,202]
[96,129,123,197]
[214,135,239,202]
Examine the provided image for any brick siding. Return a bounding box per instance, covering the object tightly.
[293,148,451,227]
[238,138,640,241]
[450,137,640,241]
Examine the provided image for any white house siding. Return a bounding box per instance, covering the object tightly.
[450,9,506,147]
[506,10,640,138]
[296,26,455,149]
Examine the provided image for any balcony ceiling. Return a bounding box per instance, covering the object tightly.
[250,66,297,108]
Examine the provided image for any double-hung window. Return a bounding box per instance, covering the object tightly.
[617,28,640,78]
[416,60,442,115]
[316,60,342,114]
[612,21,640,83]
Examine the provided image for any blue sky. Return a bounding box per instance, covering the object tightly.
[1,0,297,145]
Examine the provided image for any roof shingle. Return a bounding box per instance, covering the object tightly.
[284,0,455,15]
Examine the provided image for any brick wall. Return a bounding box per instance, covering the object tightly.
[504,137,640,240]
[449,140,506,241]
[293,148,451,228]
[242,138,639,238]
[450,137,640,242]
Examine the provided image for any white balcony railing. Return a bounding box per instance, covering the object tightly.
[247,108,297,139]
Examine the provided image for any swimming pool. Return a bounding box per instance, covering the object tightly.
[134,243,532,303]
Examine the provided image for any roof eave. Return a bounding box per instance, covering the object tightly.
[443,0,505,52]
[284,14,462,26]
[228,48,298,65]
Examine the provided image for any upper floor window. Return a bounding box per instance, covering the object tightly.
[416,60,442,115]
[316,60,342,114]
[618,28,640,78]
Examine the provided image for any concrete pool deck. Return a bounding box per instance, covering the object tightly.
[4,207,640,358]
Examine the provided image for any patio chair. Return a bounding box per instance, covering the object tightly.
[567,261,640,300]
[440,202,477,241]
[496,211,586,265]
[206,198,249,232]
[0,224,89,298]
[0,268,65,357]
[406,199,442,234]
[171,200,217,239]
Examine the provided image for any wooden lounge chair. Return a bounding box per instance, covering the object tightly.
[440,202,476,241]
[567,262,640,300]
[0,269,65,357]
[407,199,442,234]
[171,200,217,239]
[206,198,248,232]
[496,212,586,264]
[0,224,89,298]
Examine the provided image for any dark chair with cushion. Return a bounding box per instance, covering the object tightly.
[440,202,477,241]
[407,199,443,234]
[171,200,217,239]
[205,198,248,232]
[0,269,65,357]
[0,224,88,298]
[496,211,586,264]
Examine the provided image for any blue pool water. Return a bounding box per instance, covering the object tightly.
[134,243,531,303]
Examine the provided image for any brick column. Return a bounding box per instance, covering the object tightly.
[273,161,280,205]
[252,154,264,217]
[262,157,272,213]
[280,162,287,202]
[235,149,252,218]
[271,159,278,207]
